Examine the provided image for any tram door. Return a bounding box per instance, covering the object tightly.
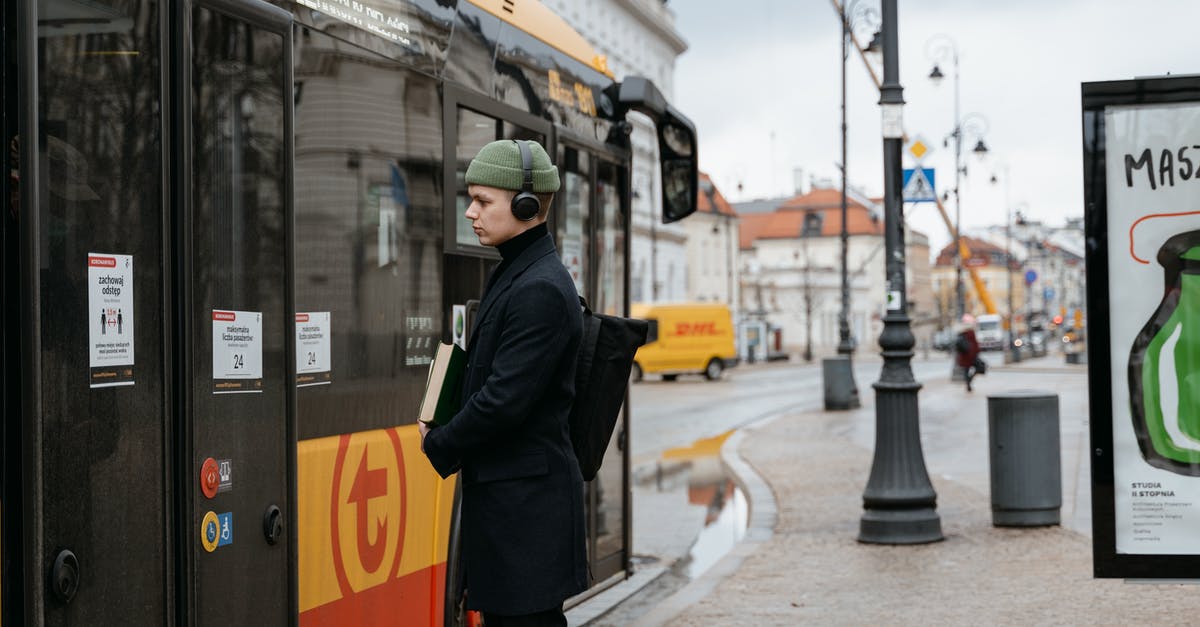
[19,0,294,623]
[182,2,295,625]
[557,142,632,584]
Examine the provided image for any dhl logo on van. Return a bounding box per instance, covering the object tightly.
[674,322,719,336]
[298,427,456,626]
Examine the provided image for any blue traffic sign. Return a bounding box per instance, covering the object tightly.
[1025,270,1038,285]
[902,168,937,203]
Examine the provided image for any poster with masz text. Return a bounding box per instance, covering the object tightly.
[1106,102,1200,554]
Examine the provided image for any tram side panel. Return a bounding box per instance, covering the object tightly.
[291,23,457,626]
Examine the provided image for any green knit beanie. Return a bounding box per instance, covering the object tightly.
[465,139,561,193]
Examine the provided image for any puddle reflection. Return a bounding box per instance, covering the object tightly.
[659,432,750,580]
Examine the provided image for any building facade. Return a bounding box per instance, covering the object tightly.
[738,187,932,357]
[950,216,1087,334]
[931,236,1023,329]
[685,173,740,317]
[549,0,689,304]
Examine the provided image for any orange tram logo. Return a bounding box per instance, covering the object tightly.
[299,427,456,626]
[330,430,407,595]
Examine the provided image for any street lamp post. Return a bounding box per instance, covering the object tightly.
[858,0,943,545]
[992,166,1021,363]
[1006,187,1019,362]
[927,36,989,320]
[838,0,879,357]
[825,0,878,410]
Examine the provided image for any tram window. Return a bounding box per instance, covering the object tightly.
[593,158,626,567]
[443,1,502,95]
[292,27,445,439]
[501,121,543,145]
[558,146,590,296]
[453,110,545,251]
[595,160,624,316]
[455,108,499,248]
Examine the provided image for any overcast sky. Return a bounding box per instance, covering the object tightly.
[672,0,1200,253]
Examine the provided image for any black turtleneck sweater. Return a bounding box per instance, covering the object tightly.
[487,222,548,294]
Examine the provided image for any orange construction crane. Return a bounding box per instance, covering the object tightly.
[930,194,998,315]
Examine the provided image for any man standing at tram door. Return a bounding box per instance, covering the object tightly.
[419,139,586,626]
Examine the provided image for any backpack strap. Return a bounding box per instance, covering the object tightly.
[574,295,601,401]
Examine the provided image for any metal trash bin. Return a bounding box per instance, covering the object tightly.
[822,356,860,410]
[986,390,1061,526]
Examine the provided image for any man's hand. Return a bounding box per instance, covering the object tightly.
[418,420,431,452]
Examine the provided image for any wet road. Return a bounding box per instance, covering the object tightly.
[628,354,951,468]
[623,354,950,568]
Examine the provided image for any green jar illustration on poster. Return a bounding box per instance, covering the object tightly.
[1130,229,1200,475]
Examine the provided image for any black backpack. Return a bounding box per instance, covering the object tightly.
[568,298,649,481]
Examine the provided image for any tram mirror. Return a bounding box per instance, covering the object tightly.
[658,109,697,224]
[661,123,692,157]
[662,159,694,224]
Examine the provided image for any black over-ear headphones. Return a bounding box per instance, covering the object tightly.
[511,139,540,222]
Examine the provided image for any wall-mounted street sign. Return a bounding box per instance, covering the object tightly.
[902,168,936,203]
[1083,74,1200,579]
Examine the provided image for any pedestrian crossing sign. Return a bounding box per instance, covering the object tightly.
[902,168,936,203]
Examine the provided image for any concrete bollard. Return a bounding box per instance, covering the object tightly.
[822,356,860,410]
[987,390,1061,526]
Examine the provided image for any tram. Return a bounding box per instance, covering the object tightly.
[0,0,697,624]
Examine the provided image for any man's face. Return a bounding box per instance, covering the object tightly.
[465,184,532,247]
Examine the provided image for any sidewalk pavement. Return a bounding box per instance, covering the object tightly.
[645,354,1200,625]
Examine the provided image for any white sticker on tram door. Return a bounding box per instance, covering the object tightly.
[88,253,135,388]
[295,312,331,387]
[212,310,263,394]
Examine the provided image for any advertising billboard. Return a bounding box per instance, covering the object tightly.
[1083,76,1200,577]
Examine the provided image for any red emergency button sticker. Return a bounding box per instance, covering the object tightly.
[200,457,219,499]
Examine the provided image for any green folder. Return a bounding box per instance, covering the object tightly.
[419,343,466,426]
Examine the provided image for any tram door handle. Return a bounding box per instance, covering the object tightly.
[263,504,284,545]
[50,548,80,604]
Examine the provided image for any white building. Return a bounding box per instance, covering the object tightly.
[736,186,934,357]
[685,173,740,318]
[550,0,690,304]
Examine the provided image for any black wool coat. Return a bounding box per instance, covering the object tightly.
[423,231,587,615]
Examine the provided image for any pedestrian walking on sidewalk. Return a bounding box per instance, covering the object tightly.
[419,139,586,627]
[955,322,982,392]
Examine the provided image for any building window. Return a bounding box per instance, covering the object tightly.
[802,212,823,237]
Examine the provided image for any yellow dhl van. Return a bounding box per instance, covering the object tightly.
[630,303,738,381]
